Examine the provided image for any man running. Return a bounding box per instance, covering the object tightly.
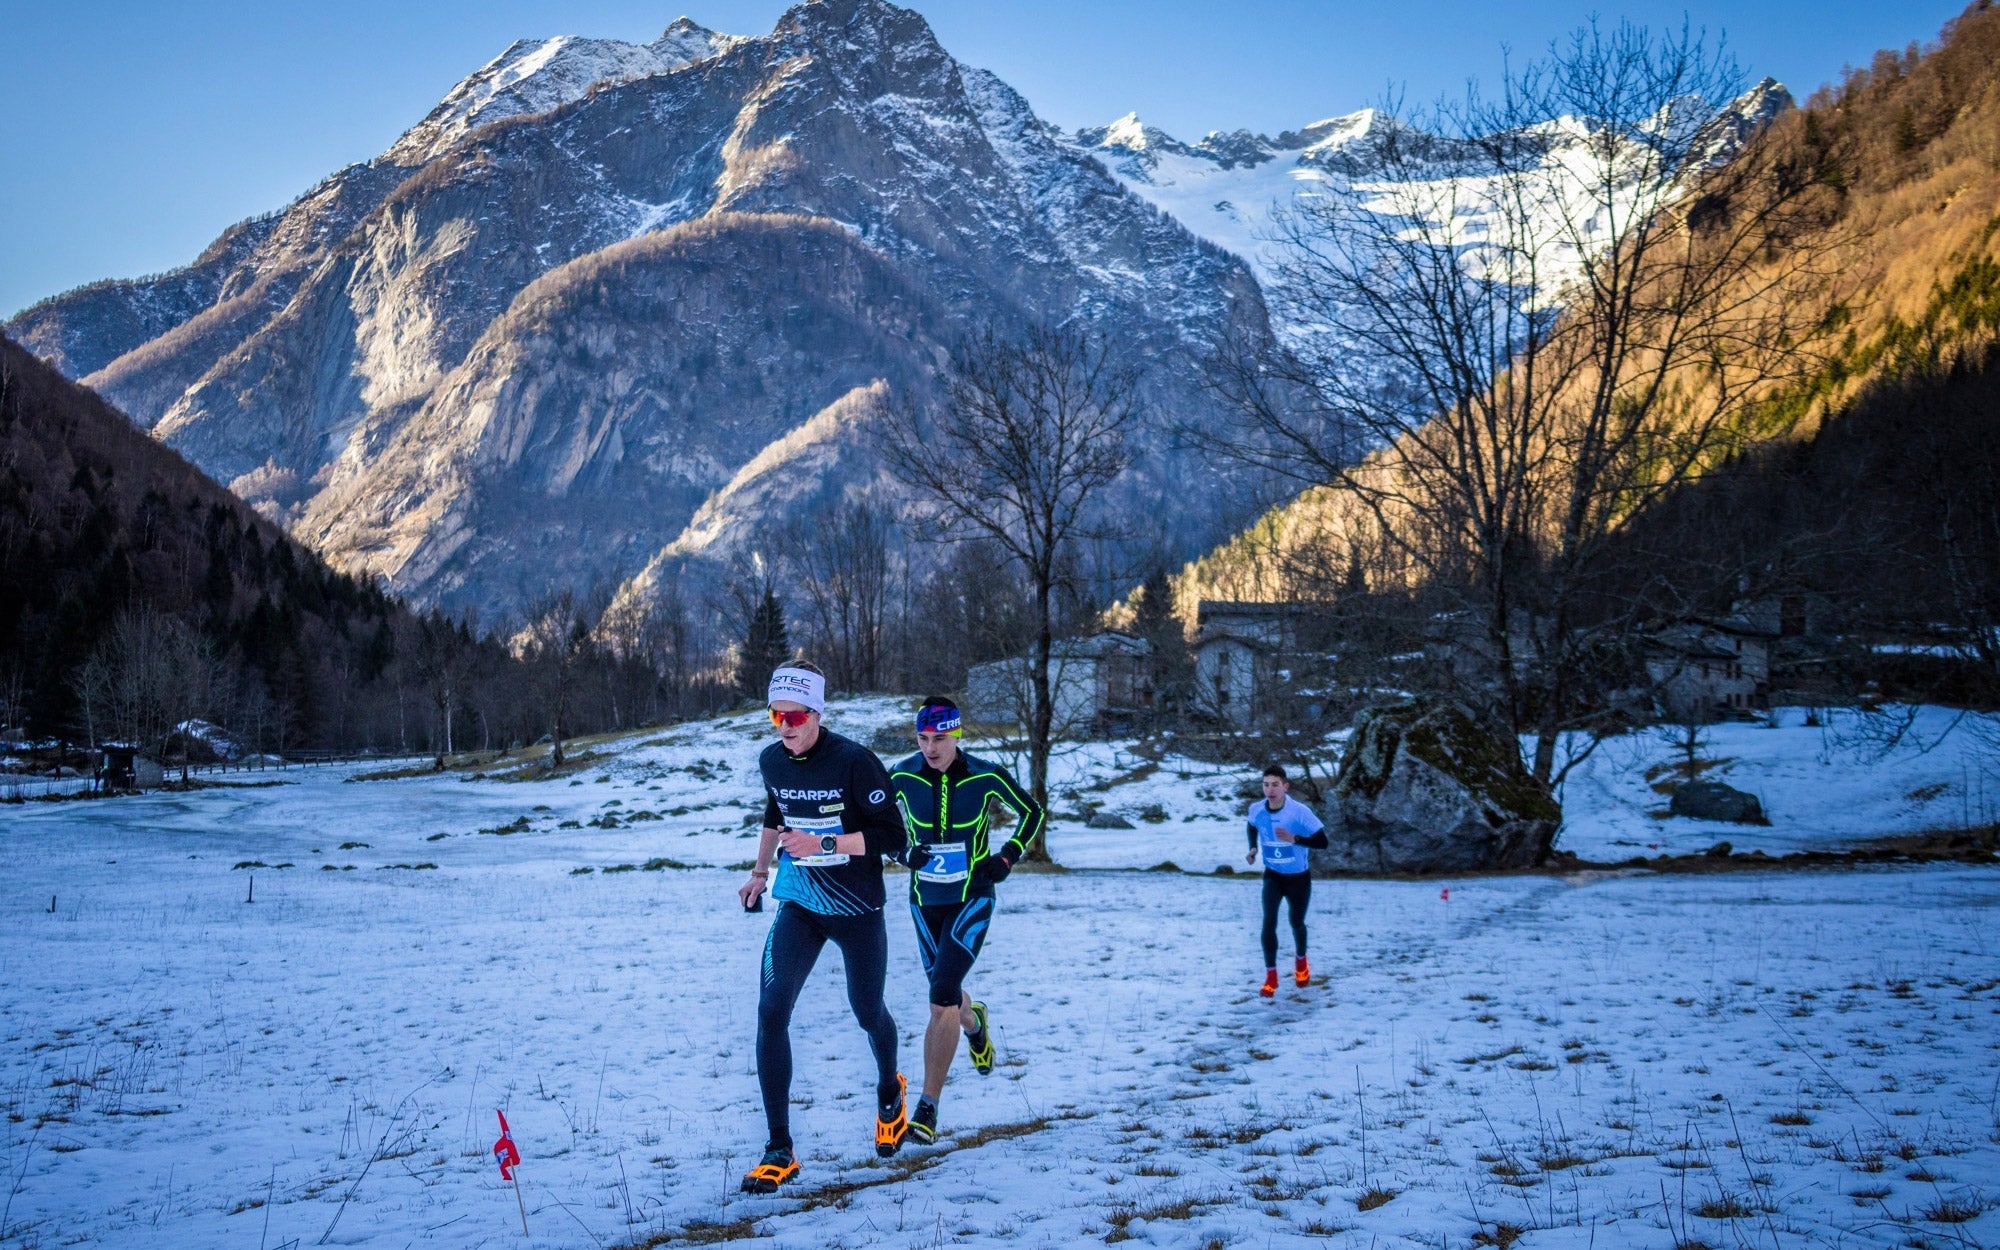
[736,662,909,1194]
[887,696,1044,1144]
[1244,764,1329,997]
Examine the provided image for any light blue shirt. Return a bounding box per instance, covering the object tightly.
[1247,796,1325,875]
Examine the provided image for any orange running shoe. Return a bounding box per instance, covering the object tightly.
[875,1074,908,1157]
[1295,956,1311,986]
[1259,969,1279,998]
[741,1146,799,1194]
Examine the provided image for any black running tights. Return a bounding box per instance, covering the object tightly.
[1260,870,1313,967]
[756,902,899,1149]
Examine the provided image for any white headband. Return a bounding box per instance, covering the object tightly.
[766,666,825,713]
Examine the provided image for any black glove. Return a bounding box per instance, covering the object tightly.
[974,854,1014,885]
[901,843,934,871]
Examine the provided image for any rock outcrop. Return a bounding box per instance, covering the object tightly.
[1316,700,1561,876]
[1670,780,1768,824]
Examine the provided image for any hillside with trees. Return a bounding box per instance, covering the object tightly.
[0,334,680,764]
[1172,2,2000,753]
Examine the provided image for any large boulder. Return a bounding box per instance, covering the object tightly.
[1316,700,1561,876]
[1669,780,1767,824]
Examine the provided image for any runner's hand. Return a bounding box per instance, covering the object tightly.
[974,855,1013,884]
[1245,848,1257,865]
[776,826,822,858]
[1276,829,1296,843]
[738,873,767,909]
[901,843,934,871]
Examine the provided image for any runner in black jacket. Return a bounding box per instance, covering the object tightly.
[736,664,908,1193]
[886,696,1044,1143]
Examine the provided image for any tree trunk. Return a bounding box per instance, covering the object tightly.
[1532,720,1560,787]
[1024,570,1054,863]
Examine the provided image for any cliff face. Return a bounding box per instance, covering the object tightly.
[295,215,941,612]
[7,0,1278,619]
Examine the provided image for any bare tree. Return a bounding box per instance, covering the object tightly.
[72,608,223,778]
[413,609,473,767]
[775,498,893,692]
[599,577,699,723]
[879,325,1140,856]
[519,589,593,767]
[1208,19,1843,785]
[71,653,112,749]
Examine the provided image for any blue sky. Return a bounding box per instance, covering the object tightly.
[0,0,1964,319]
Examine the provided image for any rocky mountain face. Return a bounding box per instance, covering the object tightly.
[6,0,1277,621]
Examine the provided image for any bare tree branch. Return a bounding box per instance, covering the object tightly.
[877,326,1140,856]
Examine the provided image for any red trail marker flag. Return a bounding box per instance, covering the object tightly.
[495,1109,529,1235]
[494,1110,521,1180]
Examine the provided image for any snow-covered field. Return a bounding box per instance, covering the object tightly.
[2,701,1995,1248]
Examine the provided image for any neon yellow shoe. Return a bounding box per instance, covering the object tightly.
[965,1001,995,1075]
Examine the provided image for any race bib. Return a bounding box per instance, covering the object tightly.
[1254,805,1311,872]
[916,842,969,883]
[1261,833,1307,872]
[784,814,849,867]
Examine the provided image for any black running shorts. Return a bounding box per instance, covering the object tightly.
[910,896,994,1008]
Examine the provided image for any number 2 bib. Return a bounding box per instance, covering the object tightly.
[916,842,969,883]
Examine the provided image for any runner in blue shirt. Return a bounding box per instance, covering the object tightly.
[1244,764,1329,997]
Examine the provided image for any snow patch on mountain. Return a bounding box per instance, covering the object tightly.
[1071,83,1789,303]
[1068,108,1388,286]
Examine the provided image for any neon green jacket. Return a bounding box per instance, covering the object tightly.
[889,748,1045,905]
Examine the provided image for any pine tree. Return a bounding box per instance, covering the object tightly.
[1134,567,1174,640]
[739,587,791,696]
[1133,565,1190,720]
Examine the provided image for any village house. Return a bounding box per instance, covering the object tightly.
[1191,601,1299,729]
[1643,619,1770,716]
[965,632,1153,736]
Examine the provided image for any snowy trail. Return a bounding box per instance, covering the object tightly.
[3,713,1997,1248]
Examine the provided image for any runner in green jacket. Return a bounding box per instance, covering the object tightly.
[887,696,1045,1143]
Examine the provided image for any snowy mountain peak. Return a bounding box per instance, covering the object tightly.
[1734,78,1795,137]
[767,0,961,107]
[1291,108,1381,154]
[384,25,744,165]
[1076,111,1190,158]
[1078,106,1393,177]
[649,17,746,64]
[1104,112,1156,150]
[1194,128,1275,170]
[776,0,935,42]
